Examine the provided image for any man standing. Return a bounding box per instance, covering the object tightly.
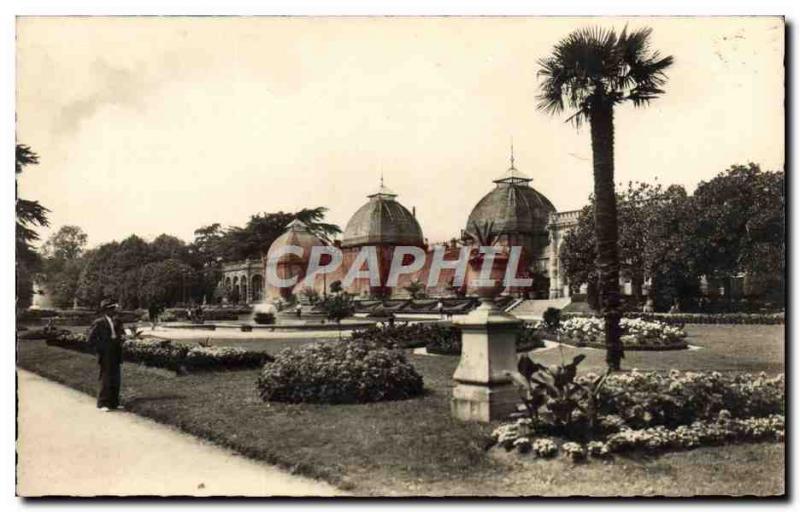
[87,299,124,411]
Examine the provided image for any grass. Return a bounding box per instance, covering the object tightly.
[16,324,785,496]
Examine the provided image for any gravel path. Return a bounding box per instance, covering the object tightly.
[16,369,343,497]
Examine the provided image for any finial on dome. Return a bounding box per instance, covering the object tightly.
[493,140,532,185]
[368,172,397,199]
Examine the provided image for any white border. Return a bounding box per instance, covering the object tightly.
[3,1,795,510]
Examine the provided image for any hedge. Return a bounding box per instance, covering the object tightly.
[351,322,545,356]
[46,333,271,372]
[560,311,784,325]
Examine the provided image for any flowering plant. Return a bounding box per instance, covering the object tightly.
[256,339,424,404]
[556,317,686,349]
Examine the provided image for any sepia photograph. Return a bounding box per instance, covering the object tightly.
[13,13,786,499]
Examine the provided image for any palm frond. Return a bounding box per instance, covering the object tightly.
[535,25,674,122]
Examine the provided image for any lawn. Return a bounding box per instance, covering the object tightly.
[16,324,785,496]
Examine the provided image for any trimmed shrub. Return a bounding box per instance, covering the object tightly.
[256,340,424,404]
[253,312,275,325]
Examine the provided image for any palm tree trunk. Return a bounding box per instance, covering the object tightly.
[589,102,624,370]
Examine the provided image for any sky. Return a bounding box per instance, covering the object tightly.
[16,16,784,248]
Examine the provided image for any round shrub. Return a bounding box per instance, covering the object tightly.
[253,312,275,325]
[256,341,424,404]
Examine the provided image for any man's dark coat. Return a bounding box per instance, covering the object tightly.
[87,315,124,409]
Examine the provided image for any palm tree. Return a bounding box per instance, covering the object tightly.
[536,26,673,370]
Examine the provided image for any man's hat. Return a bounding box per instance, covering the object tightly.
[99,299,119,312]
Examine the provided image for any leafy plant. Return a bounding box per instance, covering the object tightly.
[403,279,427,299]
[319,293,355,339]
[508,354,609,437]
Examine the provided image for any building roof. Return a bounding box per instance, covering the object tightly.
[266,219,326,263]
[341,180,424,248]
[466,154,556,238]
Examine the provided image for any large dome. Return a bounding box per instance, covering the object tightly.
[465,161,556,239]
[341,182,424,248]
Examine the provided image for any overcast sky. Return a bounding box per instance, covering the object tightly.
[16,16,784,248]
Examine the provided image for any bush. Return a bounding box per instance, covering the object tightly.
[253,312,275,325]
[596,370,784,429]
[424,324,545,355]
[46,332,271,372]
[256,340,424,404]
[351,323,440,349]
[542,307,561,330]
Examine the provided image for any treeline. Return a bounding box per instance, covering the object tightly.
[39,208,341,310]
[560,163,784,311]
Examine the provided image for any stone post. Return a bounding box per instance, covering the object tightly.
[548,225,561,299]
[451,298,521,422]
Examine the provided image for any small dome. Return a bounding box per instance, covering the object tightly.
[341,181,424,248]
[466,158,556,239]
[267,219,326,263]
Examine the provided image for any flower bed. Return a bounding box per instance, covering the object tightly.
[552,317,687,350]
[490,366,785,461]
[351,323,544,356]
[492,414,784,460]
[46,332,271,372]
[256,340,424,404]
[561,311,784,325]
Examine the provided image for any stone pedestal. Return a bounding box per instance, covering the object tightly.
[451,298,521,422]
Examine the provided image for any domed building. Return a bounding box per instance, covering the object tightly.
[219,151,583,304]
[264,219,327,300]
[465,151,556,281]
[341,180,424,248]
[339,180,425,296]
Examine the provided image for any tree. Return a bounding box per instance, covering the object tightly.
[42,225,87,262]
[689,163,785,301]
[150,234,188,261]
[16,144,49,309]
[560,182,677,305]
[537,26,673,370]
[216,207,341,262]
[40,225,88,308]
[319,293,355,339]
[138,259,196,307]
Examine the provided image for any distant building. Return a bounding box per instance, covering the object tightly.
[219,151,580,303]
